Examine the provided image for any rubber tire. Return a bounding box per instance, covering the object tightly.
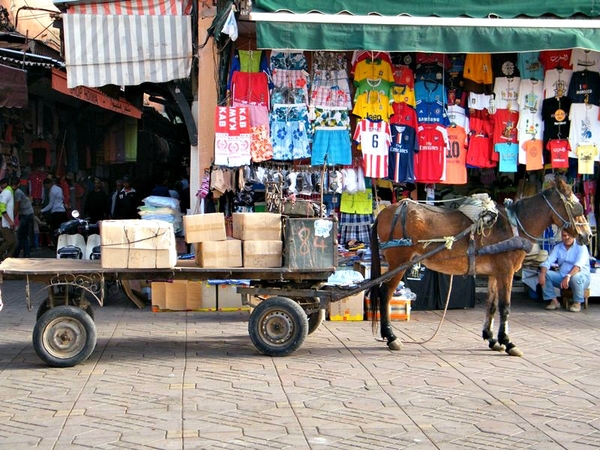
[248,296,308,357]
[307,308,325,335]
[32,305,97,367]
[36,297,95,321]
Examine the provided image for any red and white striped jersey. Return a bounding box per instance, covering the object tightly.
[353,119,392,178]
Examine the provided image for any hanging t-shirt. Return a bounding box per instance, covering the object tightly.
[546,139,571,169]
[351,51,393,75]
[576,144,599,174]
[541,96,572,143]
[389,124,418,183]
[567,70,600,105]
[354,78,395,102]
[568,103,600,157]
[495,142,519,173]
[517,109,544,163]
[570,49,600,73]
[414,124,448,183]
[493,76,521,110]
[392,64,415,89]
[543,68,573,99]
[447,105,470,131]
[491,108,520,145]
[353,119,392,179]
[392,84,416,107]
[466,134,495,169]
[518,78,544,114]
[540,49,573,71]
[441,125,468,185]
[517,52,544,81]
[522,139,544,171]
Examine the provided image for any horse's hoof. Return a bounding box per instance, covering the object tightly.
[491,342,505,352]
[507,347,524,357]
[388,339,403,351]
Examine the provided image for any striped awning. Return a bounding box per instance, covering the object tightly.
[61,0,193,89]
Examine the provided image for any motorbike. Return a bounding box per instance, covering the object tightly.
[56,210,101,260]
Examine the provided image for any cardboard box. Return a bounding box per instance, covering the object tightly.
[183,213,227,243]
[328,292,364,321]
[101,220,177,269]
[186,281,217,310]
[195,238,242,267]
[151,282,168,311]
[364,296,410,321]
[216,284,248,310]
[166,280,188,311]
[242,240,282,268]
[232,213,282,241]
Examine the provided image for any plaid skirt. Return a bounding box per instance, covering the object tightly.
[339,212,373,245]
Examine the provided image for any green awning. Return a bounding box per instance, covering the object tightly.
[253,0,600,19]
[255,21,600,53]
[251,0,600,53]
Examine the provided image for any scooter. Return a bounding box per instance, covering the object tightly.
[56,210,101,260]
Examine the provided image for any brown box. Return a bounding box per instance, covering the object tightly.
[183,213,227,243]
[186,281,217,310]
[194,238,242,268]
[242,240,282,268]
[232,213,282,241]
[328,292,364,321]
[166,280,187,311]
[101,220,177,269]
[151,282,168,311]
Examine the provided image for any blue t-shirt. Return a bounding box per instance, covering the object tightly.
[495,143,519,173]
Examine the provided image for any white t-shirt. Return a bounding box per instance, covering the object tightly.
[543,68,573,99]
[570,49,600,72]
[568,103,600,159]
[493,76,521,110]
[518,78,544,114]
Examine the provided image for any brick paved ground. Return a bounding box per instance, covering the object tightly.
[0,276,599,449]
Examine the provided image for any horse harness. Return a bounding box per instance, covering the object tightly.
[378,199,532,276]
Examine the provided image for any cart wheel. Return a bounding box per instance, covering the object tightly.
[36,298,94,321]
[33,305,97,367]
[248,296,308,357]
[307,308,325,335]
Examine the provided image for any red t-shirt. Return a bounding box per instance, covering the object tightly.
[415,124,448,183]
[546,139,571,169]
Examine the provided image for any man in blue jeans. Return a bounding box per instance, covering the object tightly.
[538,229,591,312]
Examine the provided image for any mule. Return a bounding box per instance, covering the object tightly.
[369,177,592,356]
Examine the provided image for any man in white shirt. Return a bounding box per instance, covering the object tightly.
[0,177,16,260]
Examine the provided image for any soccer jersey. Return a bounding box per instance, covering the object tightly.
[392,64,415,89]
[466,135,495,169]
[568,103,600,157]
[354,78,394,103]
[541,96,572,143]
[441,125,468,184]
[447,105,470,131]
[543,68,573,99]
[352,91,394,122]
[353,119,392,178]
[522,139,544,171]
[495,143,519,173]
[392,84,416,107]
[415,79,447,104]
[390,102,418,128]
[389,124,418,183]
[546,139,571,169]
[576,144,599,174]
[416,101,449,126]
[415,124,448,183]
[353,58,394,84]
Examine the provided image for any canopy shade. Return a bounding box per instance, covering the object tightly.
[251,0,600,53]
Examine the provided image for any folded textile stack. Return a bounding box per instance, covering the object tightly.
[139,196,183,233]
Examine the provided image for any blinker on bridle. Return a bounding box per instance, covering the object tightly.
[542,189,585,230]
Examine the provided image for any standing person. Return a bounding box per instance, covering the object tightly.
[84,177,110,224]
[40,177,67,246]
[110,179,123,219]
[114,175,141,219]
[0,177,17,260]
[538,229,591,312]
[12,178,34,258]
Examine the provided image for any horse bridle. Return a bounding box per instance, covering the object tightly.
[510,187,584,241]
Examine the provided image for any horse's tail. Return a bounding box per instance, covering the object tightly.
[368,217,382,332]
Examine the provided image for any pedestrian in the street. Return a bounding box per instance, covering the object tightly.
[0,177,17,260]
[84,177,110,224]
[110,179,123,219]
[12,178,34,258]
[113,175,141,219]
[40,177,67,246]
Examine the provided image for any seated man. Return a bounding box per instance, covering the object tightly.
[538,229,591,312]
